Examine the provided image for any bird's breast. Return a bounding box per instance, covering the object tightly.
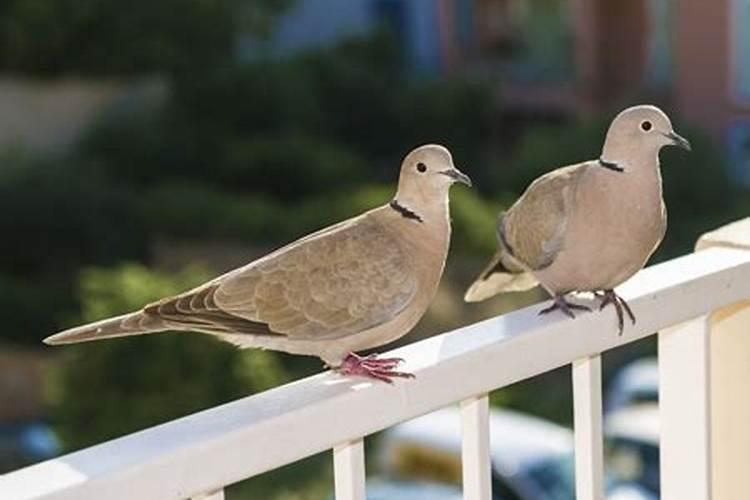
[539,167,666,293]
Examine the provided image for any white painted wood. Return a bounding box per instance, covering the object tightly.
[696,217,750,250]
[191,489,224,500]
[333,439,365,500]
[0,247,749,500]
[460,395,491,500]
[696,217,750,500]
[659,316,712,500]
[572,355,604,500]
[707,300,750,500]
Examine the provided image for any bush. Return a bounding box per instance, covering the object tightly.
[81,32,495,197]
[0,157,147,276]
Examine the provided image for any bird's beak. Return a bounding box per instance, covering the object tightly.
[440,167,472,187]
[665,130,691,151]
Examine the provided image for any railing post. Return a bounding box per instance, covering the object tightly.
[572,355,604,500]
[659,315,712,500]
[695,218,750,500]
[461,394,492,500]
[333,439,365,500]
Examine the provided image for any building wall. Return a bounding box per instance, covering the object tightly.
[675,0,750,184]
[674,0,733,139]
[598,0,649,104]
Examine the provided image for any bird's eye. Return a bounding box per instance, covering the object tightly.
[641,120,653,132]
[416,162,427,173]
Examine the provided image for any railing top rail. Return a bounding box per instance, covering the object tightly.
[2,246,750,500]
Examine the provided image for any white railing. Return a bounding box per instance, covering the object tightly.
[2,224,750,500]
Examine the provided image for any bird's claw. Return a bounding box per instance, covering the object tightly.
[336,352,415,383]
[597,289,635,335]
[539,295,591,319]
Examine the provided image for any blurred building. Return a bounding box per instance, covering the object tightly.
[256,0,750,184]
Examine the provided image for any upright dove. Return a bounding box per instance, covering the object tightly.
[465,105,691,333]
[45,145,471,382]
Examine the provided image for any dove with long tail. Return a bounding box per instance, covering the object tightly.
[46,145,471,383]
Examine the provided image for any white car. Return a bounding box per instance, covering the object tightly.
[605,358,658,415]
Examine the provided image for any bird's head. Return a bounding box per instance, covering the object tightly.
[601,105,691,167]
[394,144,471,208]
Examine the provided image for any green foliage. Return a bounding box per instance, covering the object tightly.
[139,182,498,257]
[490,118,607,194]
[0,155,148,343]
[49,264,289,450]
[0,275,77,344]
[490,367,573,426]
[81,33,494,196]
[448,188,501,256]
[0,157,147,276]
[657,124,737,257]
[0,0,291,75]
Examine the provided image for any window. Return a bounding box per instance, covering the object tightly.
[475,0,573,83]
[730,0,750,103]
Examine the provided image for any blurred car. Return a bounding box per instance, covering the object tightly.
[604,404,659,499]
[0,420,60,473]
[605,358,658,415]
[606,483,658,500]
[377,407,576,500]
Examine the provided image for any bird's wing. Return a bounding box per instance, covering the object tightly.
[502,163,587,271]
[144,214,419,340]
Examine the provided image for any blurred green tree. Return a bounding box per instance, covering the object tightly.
[80,33,495,197]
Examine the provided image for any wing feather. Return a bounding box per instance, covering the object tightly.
[503,163,587,270]
[142,214,418,340]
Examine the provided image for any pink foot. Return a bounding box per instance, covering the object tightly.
[336,353,415,384]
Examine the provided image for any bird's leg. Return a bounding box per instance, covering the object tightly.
[336,352,415,384]
[538,294,591,319]
[597,289,636,335]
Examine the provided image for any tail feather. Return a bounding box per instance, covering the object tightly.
[464,251,538,303]
[43,312,168,345]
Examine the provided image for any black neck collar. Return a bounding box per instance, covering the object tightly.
[389,199,423,223]
[599,158,624,172]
